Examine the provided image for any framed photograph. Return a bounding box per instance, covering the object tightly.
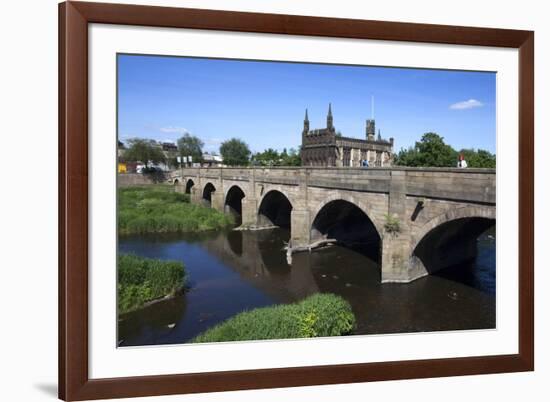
[59,1,534,400]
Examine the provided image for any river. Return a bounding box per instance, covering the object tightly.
[118,227,496,346]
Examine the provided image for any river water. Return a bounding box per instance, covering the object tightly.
[118,227,496,346]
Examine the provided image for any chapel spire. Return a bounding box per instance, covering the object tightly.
[327,103,334,130]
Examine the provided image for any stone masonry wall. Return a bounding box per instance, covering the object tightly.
[176,167,495,283]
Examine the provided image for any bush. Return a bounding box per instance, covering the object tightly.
[118,186,234,235]
[192,294,355,343]
[384,213,401,235]
[118,254,186,314]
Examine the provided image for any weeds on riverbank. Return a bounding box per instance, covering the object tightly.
[192,293,356,343]
[118,254,186,314]
[118,186,234,234]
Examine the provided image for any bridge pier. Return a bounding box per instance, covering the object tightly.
[290,209,311,248]
[175,183,185,194]
[380,170,428,283]
[241,196,258,228]
[211,190,224,212]
[190,186,202,204]
[381,238,428,283]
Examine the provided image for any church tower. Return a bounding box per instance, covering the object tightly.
[327,103,334,131]
[366,119,375,141]
[303,108,310,134]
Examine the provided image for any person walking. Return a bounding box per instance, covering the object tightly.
[457,153,468,168]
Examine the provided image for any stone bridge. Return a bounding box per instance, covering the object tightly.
[172,167,495,283]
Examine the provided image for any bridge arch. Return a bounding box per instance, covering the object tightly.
[411,206,496,251]
[224,185,246,226]
[310,198,381,260]
[202,182,216,207]
[411,206,496,275]
[185,179,195,194]
[257,190,293,229]
[310,194,383,238]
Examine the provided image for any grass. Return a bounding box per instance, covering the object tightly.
[118,185,234,235]
[192,293,356,343]
[383,213,401,235]
[118,254,187,314]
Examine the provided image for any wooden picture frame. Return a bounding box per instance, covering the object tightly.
[59,1,534,400]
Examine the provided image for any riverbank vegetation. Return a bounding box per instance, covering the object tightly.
[118,254,186,314]
[192,294,355,343]
[118,186,234,235]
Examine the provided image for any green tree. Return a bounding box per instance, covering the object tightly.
[166,155,179,169]
[458,148,496,168]
[177,133,204,164]
[253,148,280,166]
[281,147,301,166]
[251,147,302,166]
[220,138,251,166]
[395,132,457,167]
[163,148,179,169]
[124,138,166,169]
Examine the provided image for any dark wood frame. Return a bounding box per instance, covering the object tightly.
[59,1,534,400]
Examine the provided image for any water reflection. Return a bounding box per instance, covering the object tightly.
[118,227,495,346]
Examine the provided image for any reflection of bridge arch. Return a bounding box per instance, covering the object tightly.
[200,230,318,302]
[185,179,194,194]
[257,190,293,229]
[202,182,216,206]
[225,185,245,226]
[256,229,292,274]
[226,230,243,257]
[411,206,496,274]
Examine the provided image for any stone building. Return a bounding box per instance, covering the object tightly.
[301,104,394,167]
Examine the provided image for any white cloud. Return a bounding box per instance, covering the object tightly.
[159,126,191,135]
[449,99,484,110]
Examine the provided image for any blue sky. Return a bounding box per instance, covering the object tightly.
[118,54,496,154]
